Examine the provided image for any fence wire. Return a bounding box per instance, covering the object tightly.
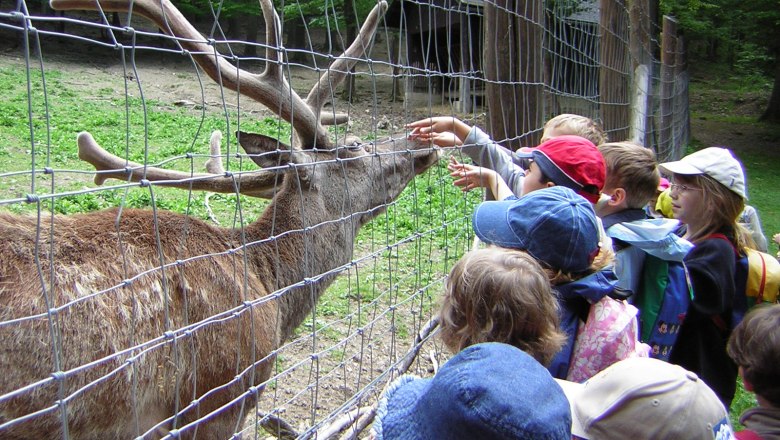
[0,0,689,438]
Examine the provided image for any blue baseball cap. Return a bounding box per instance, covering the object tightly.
[472,186,600,273]
[372,342,572,440]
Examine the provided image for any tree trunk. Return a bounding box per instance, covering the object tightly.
[286,16,308,64]
[600,0,631,142]
[341,0,358,102]
[244,16,261,57]
[760,49,780,123]
[483,0,543,150]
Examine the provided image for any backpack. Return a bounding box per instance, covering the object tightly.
[709,233,780,330]
[566,296,650,382]
[634,254,693,361]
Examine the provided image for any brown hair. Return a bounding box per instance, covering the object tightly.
[599,142,660,209]
[727,304,780,407]
[675,174,753,250]
[438,248,566,366]
[544,114,607,146]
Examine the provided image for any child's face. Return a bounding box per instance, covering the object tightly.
[522,162,554,195]
[669,175,704,226]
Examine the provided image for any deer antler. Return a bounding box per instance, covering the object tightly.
[50,0,389,149]
[305,1,388,118]
[77,131,279,198]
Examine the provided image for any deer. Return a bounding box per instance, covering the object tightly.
[0,0,440,438]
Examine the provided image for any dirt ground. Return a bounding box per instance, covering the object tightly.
[688,82,780,158]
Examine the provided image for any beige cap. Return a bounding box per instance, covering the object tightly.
[659,147,747,199]
[556,358,735,440]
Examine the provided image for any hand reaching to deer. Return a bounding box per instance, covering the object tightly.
[448,157,514,200]
[406,117,472,148]
[409,129,463,147]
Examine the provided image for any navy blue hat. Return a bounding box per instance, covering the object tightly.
[472,186,600,273]
[372,342,572,440]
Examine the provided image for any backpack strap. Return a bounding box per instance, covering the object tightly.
[708,232,738,254]
[752,251,769,303]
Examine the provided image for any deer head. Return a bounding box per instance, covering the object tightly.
[0,0,440,438]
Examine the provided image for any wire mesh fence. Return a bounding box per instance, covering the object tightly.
[0,0,689,438]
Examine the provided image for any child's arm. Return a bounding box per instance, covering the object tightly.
[459,127,526,194]
[448,157,514,200]
[406,117,472,146]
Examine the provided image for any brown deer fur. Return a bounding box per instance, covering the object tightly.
[0,132,438,438]
[0,0,440,437]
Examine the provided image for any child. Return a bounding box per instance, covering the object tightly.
[645,177,670,218]
[472,186,648,380]
[447,134,606,203]
[371,343,572,440]
[659,146,753,407]
[557,357,735,439]
[405,114,605,198]
[727,304,780,439]
[438,247,566,366]
[595,141,693,296]
[739,205,769,252]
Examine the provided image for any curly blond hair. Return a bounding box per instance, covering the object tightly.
[438,248,566,366]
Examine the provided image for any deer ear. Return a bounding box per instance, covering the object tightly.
[236,131,296,169]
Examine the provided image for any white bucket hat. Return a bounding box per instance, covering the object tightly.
[659,147,747,199]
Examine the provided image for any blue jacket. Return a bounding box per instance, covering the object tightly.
[606,218,693,295]
[549,269,619,379]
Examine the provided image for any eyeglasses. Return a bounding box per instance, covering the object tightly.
[669,183,702,193]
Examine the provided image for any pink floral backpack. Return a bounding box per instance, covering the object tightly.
[566,296,652,383]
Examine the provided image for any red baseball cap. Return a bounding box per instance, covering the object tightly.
[514,135,605,203]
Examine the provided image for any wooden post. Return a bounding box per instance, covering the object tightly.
[628,0,654,147]
[675,34,690,151]
[599,0,631,142]
[459,16,472,113]
[658,15,677,161]
[483,0,543,150]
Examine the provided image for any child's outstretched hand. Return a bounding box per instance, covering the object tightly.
[409,130,463,147]
[448,157,497,192]
[406,117,470,147]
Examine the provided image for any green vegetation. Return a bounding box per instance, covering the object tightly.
[661,0,780,121]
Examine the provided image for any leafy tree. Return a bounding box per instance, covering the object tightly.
[661,0,780,122]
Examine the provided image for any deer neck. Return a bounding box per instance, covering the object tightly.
[242,185,362,340]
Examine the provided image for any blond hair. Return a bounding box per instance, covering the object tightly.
[599,142,660,209]
[438,248,566,366]
[544,114,607,146]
